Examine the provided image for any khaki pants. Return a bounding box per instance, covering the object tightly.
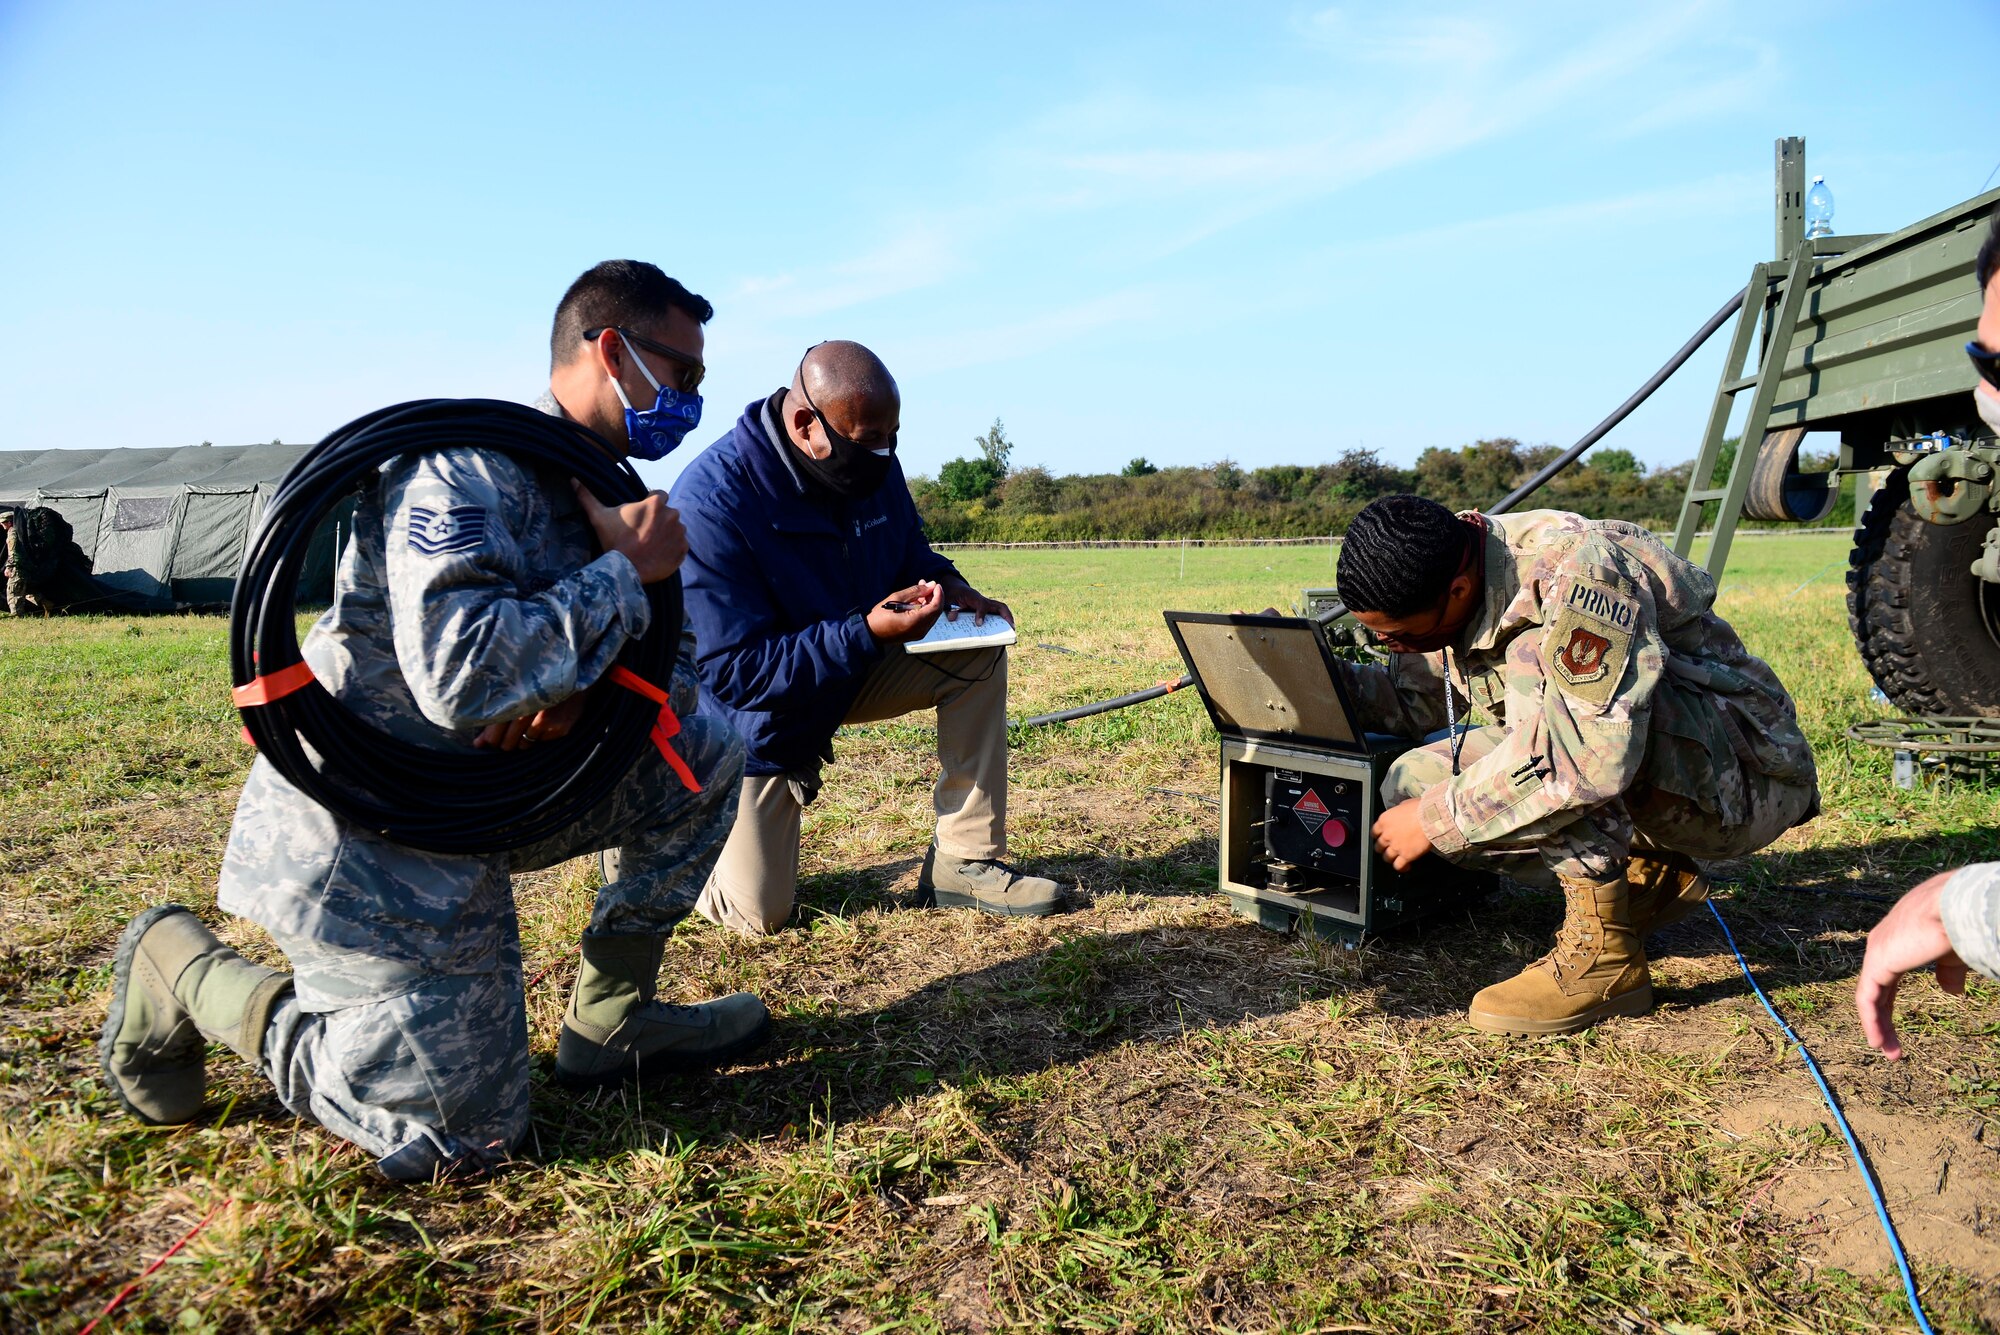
[695,645,1008,935]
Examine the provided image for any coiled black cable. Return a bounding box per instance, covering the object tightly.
[230,398,680,854]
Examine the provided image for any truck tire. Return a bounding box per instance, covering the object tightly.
[1846,467,2000,716]
[1744,426,1837,523]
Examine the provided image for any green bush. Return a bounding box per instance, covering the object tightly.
[910,436,1819,543]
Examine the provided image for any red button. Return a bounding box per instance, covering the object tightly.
[1322,819,1349,848]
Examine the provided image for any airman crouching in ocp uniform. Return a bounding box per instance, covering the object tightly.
[98,261,763,1181]
[1335,495,1820,1036]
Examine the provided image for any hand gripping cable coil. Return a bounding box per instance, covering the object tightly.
[230,398,686,855]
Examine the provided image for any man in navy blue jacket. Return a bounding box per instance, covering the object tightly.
[677,341,1064,933]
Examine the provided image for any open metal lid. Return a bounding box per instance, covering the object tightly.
[1162,612,1366,751]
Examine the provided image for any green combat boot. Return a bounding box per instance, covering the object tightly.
[1628,850,1710,937]
[98,905,292,1124]
[919,846,1064,918]
[555,934,771,1088]
[1466,875,1653,1036]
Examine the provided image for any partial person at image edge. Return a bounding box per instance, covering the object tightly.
[1855,206,2000,1060]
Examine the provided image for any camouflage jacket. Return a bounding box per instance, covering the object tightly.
[1941,862,2000,983]
[1339,510,1814,858]
[298,393,695,749]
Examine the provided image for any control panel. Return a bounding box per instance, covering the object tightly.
[1263,767,1364,885]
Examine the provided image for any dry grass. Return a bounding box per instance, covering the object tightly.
[2,535,1997,1332]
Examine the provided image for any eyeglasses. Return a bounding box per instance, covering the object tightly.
[585,326,705,393]
[1968,341,2000,393]
[1360,598,1453,654]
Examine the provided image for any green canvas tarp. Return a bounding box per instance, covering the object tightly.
[0,444,348,610]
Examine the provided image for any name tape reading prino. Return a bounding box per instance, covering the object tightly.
[1565,581,1636,630]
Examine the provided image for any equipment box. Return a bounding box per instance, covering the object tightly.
[1218,735,1465,939]
[1165,611,1481,941]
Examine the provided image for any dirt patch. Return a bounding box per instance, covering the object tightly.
[929,1255,999,1334]
[1721,1095,2000,1279]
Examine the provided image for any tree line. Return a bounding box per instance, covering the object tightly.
[909,420,1854,543]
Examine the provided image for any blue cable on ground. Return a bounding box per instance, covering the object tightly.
[1705,899,1937,1334]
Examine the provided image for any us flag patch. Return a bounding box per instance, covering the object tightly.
[407,505,488,556]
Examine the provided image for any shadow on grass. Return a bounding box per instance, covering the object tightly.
[540,911,1313,1160]
[785,840,1224,928]
[1741,828,2000,894]
[190,830,1995,1166]
[540,854,1529,1157]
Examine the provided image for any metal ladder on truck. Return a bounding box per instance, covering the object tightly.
[1670,137,1877,576]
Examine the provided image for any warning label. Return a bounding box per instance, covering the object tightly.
[1292,788,1330,834]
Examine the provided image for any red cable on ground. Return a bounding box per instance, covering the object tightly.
[80,1197,229,1334]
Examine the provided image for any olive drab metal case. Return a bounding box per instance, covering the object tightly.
[1162,612,1472,940]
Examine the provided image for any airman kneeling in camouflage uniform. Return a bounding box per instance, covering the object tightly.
[1336,495,1818,1036]
[100,262,763,1181]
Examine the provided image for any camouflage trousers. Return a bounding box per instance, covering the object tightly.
[5,568,33,616]
[1384,724,1817,884]
[214,712,744,1177]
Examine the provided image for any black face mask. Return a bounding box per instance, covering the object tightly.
[794,417,895,499]
[793,362,896,499]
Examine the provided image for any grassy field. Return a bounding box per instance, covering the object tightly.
[3,532,1998,1333]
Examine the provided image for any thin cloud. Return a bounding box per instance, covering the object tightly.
[727,222,965,322]
[711,3,1749,346]
[1292,7,1513,74]
[1018,2,1725,260]
[1604,39,1780,140]
[895,287,1169,375]
[1310,170,1765,264]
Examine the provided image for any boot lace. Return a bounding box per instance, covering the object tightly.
[640,1000,716,1031]
[1536,882,1599,984]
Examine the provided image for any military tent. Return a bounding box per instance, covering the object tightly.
[0,444,348,609]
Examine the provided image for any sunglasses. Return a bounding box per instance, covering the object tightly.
[1968,341,2000,393]
[585,326,706,393]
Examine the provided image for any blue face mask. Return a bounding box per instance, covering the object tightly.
[609,333,703,460]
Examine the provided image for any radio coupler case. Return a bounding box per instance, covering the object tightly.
[1162,612,1483,941]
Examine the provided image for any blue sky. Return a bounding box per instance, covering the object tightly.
[2,0,1995,490]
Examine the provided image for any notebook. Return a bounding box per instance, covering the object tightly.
[905,607,1019,655]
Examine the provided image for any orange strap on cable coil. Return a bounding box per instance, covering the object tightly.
[607,666,702,794]
[231,661,316,709]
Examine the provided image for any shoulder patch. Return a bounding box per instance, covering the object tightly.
[1547,578,1636,706]
[407,504,489,556]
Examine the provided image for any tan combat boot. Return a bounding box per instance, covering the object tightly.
[1466,875,1653,1036]
[920,846,1064,917]
[98,905,293,1124]
[1627,850,1710,937]
[555,934,771,1088]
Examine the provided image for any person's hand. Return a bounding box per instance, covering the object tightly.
[475,691,590,752]
[940,581,1013,627]
[1372,797,1433,872]
[571,479,687,584]
[866,580,946,644]
[1856,871,1968,1060]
